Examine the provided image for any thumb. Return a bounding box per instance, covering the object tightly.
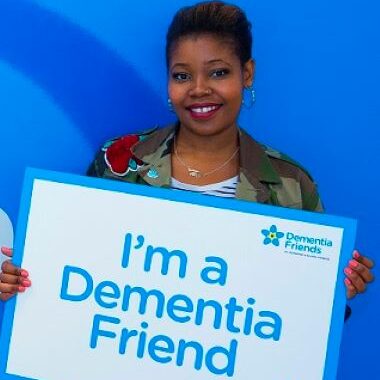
[1,246,13,257]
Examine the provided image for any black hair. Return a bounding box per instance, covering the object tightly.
[166,1,252,68]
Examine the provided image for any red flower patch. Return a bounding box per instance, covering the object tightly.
[104,135,143,176]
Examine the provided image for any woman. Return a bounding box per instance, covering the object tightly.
[0,1,374,306]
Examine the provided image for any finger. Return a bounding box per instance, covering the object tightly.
[0,272,21,285]
[344,267,367,293]
[1,260,20,276]
[0,273,32,287]
[353,251,375,269]
[0,283,25,294]
[349,260,374,283]
[1,247,13,258]
[345,278,357,299]
[1,261,29,278]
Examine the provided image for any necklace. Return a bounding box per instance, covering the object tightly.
[174,137,239,178]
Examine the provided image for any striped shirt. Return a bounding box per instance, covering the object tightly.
[171,176,238,198]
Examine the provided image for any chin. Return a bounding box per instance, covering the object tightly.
[178,113,234,136]
[183,122,236,138]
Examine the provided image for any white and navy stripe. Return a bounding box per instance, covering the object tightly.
[171,176,238,198]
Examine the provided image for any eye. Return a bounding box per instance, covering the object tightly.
[172,72,191,82]
[210,68,230,78]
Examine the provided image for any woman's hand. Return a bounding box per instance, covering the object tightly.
[0,247,31,301]
[344,250,375,299]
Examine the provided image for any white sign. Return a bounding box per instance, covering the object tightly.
[0,169,356,380]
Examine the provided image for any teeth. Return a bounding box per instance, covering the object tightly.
[191,105,218,113]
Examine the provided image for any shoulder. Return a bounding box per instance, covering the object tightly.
[260,143,323,212]
[260,143,315,182]
[86,126,160,178]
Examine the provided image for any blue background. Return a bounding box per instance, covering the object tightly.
[0,0,378,378]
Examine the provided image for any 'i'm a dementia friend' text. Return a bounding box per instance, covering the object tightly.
[60,232,283,377]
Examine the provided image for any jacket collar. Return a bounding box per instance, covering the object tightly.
[131,124,282,203]
[131,124,176,188]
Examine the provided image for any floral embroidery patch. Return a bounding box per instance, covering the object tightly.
[104,135,143,176]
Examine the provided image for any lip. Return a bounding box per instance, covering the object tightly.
[186,103,223,120]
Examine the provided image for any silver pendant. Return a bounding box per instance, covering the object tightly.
[188,168,202,178]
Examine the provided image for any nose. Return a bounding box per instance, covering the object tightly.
[188,75,212,97]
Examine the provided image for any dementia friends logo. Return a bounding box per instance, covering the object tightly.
[261,224,332,260]
[261,225,284,246]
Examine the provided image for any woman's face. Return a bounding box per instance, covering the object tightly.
[168,34,254,137]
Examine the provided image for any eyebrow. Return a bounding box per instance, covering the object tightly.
[170,59,231,71]
[206,59,230,66]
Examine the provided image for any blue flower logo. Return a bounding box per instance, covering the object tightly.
[261,225,284,246]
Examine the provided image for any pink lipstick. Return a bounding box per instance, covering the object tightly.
[187,103,222,120]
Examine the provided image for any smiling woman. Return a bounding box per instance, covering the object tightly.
[85,2,324,211]
[0,0,375,333]
[169,35,249,185]
[166,3,254,186]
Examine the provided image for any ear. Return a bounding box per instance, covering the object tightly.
[243,58,255,87]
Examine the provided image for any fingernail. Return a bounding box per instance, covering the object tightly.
[18,286,26,293]
[349,260,359,268]
[1,247,12,254]
[353,250,360,259]
[344,267,353,276]
[20,270,29,278]
[344,278,352,286]
[21,280,31,287]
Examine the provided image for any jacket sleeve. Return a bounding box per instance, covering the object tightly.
[299,170,324,212]
[86,149,107,178]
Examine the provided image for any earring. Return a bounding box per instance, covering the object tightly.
[167,98,174,112]
[242,86,256,109]
[167,98,175,113]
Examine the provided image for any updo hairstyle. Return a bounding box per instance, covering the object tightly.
[166,1,253,68]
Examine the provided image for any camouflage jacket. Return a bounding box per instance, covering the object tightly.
[86,125,355,318]
[87,124,323,212]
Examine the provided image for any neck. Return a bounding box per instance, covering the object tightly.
[175,124,239,156]
[172,124,240,184]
